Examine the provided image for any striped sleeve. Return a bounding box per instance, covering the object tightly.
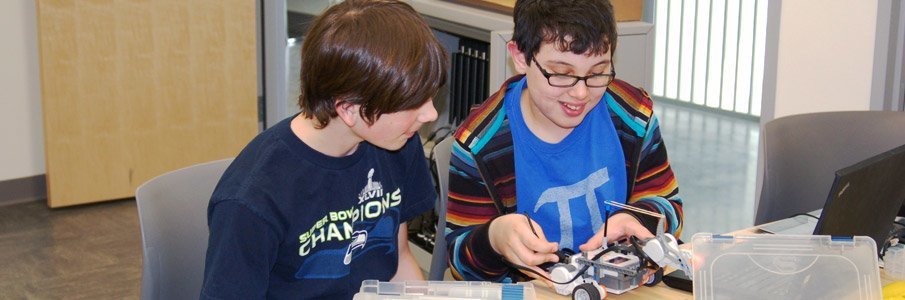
[444,136,512,281]
[626,113,684,238]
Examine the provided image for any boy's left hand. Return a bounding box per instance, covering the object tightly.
[578,213,661,285]
[577,212,654,252]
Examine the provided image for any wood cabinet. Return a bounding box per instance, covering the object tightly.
[36,0,259,207]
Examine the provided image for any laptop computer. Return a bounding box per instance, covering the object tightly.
[759,143,905,247]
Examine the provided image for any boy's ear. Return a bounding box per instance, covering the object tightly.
[508,41,529,74]
[335,101,360,127]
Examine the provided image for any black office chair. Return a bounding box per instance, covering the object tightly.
[754,111,905,225]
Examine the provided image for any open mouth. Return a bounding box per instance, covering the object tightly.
[560,101,585,116]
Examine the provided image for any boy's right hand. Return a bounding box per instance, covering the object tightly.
[487,214,561,286]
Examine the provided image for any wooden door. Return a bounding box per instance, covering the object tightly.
[36,0,259,207]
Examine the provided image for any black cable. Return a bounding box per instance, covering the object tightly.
[423,125,453,147]
[502,246,614,285]
[524,213,538,237]
[513,213,644,285]
[880,225,905,260]
[516,213,593,284]
[603,208,610,244]
[882,219,905,259]
[629,236,651,267]
[788,212,819,220]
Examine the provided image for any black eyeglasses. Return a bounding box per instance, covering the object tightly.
[532,58,616,88]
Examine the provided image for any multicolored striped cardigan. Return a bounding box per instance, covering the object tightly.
[445,74,683,282]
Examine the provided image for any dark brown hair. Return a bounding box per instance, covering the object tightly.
[299,0,448,128]
[512,0,617,65]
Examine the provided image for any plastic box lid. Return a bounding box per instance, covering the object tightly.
[691,233,881,300]
[352,280,536,300]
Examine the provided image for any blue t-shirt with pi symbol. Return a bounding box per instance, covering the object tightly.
[505,77,627,250]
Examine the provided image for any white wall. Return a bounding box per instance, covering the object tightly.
[0,0,44,181]
[771,0,879,119]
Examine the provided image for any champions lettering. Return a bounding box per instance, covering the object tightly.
[298,188,402,256]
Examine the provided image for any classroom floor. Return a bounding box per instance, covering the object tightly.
[656,101,760,237]
[0,199,141,299]
[0,100,759,298]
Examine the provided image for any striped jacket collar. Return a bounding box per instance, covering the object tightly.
[456,74,656,155]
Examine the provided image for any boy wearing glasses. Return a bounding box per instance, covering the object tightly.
[445,0,683,285]
[201,1,446,298]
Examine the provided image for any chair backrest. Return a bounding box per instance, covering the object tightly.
[135,158,233,300]
[755,111,905,225]
[428,135,454,280]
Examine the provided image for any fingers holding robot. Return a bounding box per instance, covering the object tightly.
[523,201,692,300]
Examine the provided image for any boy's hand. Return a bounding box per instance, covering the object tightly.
[578,212,654,252]
[488,214,560,286]
[579,213,662,287]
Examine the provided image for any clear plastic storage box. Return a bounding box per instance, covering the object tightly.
[691,233,882,300]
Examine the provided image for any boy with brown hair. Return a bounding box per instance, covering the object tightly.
[201,1,447,298]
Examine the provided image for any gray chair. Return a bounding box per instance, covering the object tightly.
[135,158,233,300]
[428,135,454,280]
[755,111,905,225]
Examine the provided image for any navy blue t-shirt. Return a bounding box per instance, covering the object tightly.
[201,116,435,299]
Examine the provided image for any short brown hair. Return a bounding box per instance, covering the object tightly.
[299,0,448,128]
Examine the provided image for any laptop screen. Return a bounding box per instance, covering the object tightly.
[814,143,905,249]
